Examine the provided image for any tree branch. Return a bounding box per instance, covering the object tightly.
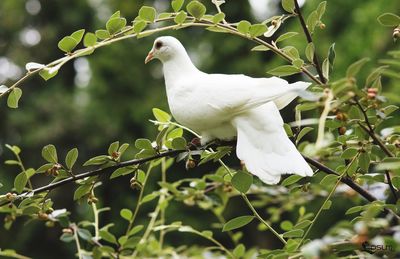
[2,142,394,216]
[293,0,326,84]
[354,98,398,201]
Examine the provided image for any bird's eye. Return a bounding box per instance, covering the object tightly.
[155,41,163,49]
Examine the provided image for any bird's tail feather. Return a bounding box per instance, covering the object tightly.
[233,103,313,185]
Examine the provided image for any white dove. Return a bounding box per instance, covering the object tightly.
[145,36,313,184]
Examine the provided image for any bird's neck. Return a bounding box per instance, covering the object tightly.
[162,53,200,86]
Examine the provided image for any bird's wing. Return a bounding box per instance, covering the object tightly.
[200,73,310,115]
[232,102,313,184]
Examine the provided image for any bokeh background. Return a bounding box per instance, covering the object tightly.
[0,0,399,258]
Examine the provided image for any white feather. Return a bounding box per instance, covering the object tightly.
[148,36,314,184]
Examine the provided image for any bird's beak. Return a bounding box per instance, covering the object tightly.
[145,50,154,64]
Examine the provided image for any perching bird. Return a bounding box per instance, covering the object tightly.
[145,36,313,184]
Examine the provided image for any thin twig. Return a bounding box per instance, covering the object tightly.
[354,98,397,200]
[125,162,154,235]
[297,154,359,249]
[293,0,326,84]
[1,13,323,103]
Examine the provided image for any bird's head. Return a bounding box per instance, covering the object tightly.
[145,36,184,64]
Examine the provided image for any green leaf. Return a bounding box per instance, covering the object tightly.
[280,220,293,231]
[212,13,225,24]
[358,152,370,173]
[110,11,121,19]
[172,0,184,12]
[383,105,399,116]
[316,1,327,20]
[108,141,119,156]
[306,11,318,33]
[39,68,58,81]
[57,36,78,53]
[120,209,133,221]
[281,0,295,13]
[186,1,206,20]
[296,102,318,111]
[320,174,338,186]
[341,148,358,159]
[36,163,53,173]
[95,29,110,40]
[281,175,303,186]
[167,128,183,140]
[83,32,97,47]
[292,58,304,69]
[83,155,109,166]
[294,220,312,229]
[135,138,153,150]
[99,230,118,244]
[249,24,267,37]
[392,177,400,189]
[305,43,315,63]
[152,108,171,122]
[77,228,92,241]
[267,65,300,76]
[328,43,336,68]
[14,172,28,194]
[136,170,146,184]
[60,233,74,243]
[71,29,85,43]
[42,144,58,163]
[283,229,304,238]
[172,137,187,150]
[139,6,156,22]
[377,13,400,26]
[65,148,78,170]
[106,17,127,35]
[73,184,91,200]
[346,58,369,78]
[237,20,251,34]
[110,166,136,179]
[296,127,313,144]
[222,215,254,232]
[7,88,22,109]
[233,244,245,258]
[283,123,293,137]
[276,32,298,43]
[251,45,270,52]
[128,225,144,236]
[345,206,363,215]
[133,20,147,33]
[141,192,158,204]
[231,171,253,193]
[118,143,130,155]
[174,11,187,24]
[322,200,332,210]
[322,58,329,81]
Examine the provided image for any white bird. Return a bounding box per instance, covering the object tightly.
[145,36,313,184]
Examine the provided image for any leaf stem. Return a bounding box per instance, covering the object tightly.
[293,0,326,83]
[216,155,287,245]
[297,154,359,249]
[126,162,154,235]
[71,223,83,259]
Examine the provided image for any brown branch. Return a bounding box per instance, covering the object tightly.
[293,0,326,84]
[0,149,182,207]
[1,142,393,213]
[304,156,400,220]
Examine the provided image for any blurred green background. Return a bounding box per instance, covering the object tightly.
[0,0,399,258]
